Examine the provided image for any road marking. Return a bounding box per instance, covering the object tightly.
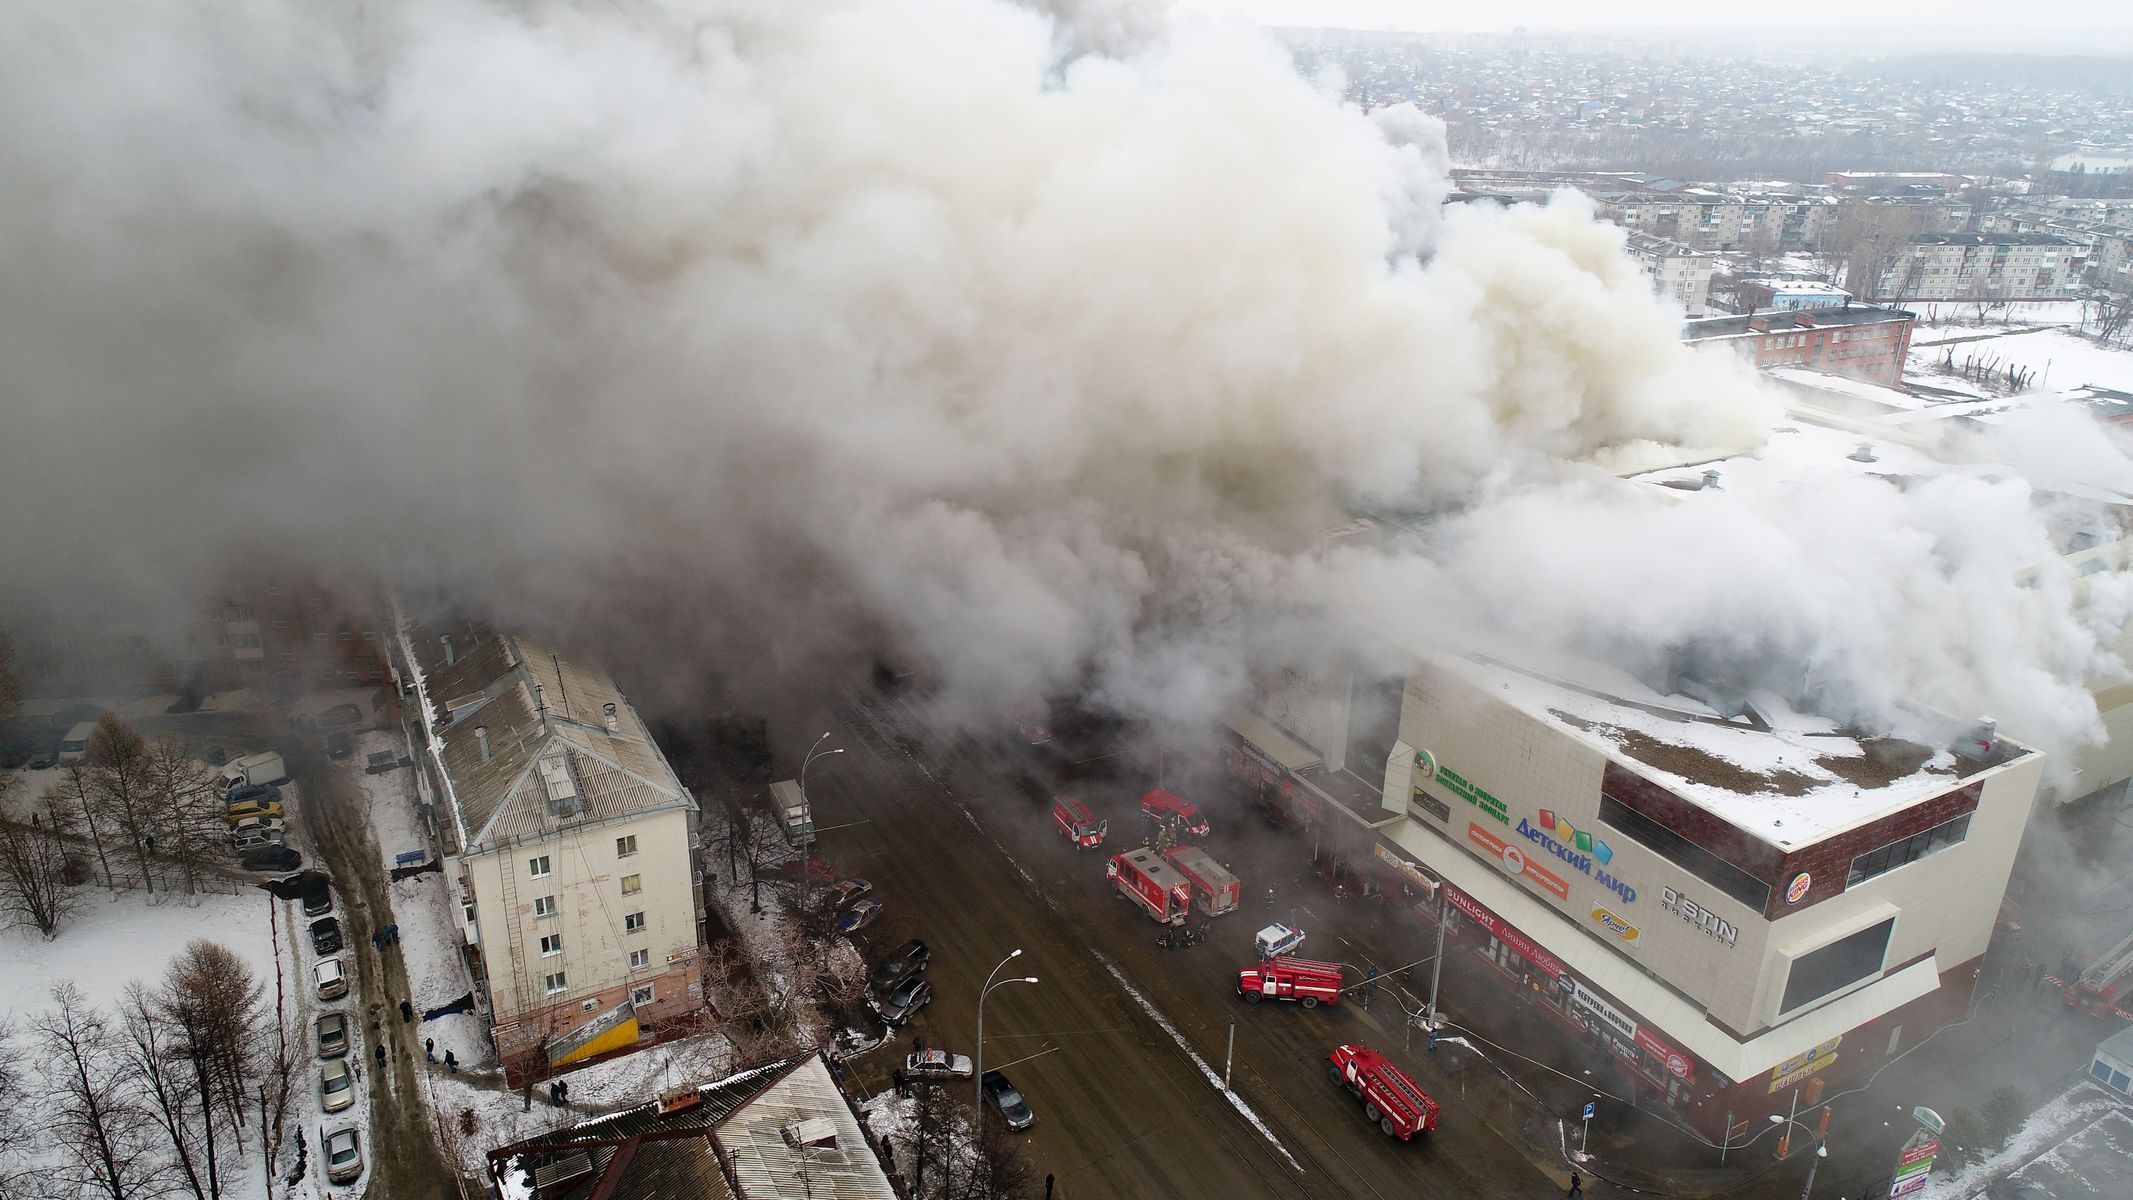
[1094,953,1304,1173]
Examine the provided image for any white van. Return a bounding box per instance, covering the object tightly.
[57,722,96,764]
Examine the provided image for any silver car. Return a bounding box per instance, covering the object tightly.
[323,1124,363,1184]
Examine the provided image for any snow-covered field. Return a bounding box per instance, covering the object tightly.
[1,886,279,1018]
[1911,328,2133,395]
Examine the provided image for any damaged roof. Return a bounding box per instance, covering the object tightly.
[400,623,693,855]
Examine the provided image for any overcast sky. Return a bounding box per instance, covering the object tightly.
[1190,0,2133,40]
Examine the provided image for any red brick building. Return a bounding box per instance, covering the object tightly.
[1683,305,1916,386]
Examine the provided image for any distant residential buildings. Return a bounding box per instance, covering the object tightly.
[1682,305,1915,386]
[1623,233,1716,316]
[1824,171,1969,195]
[1735,279,1853,312]
[1886,233,2084,301]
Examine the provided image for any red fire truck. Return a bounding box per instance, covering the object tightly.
[1052,796,1106,849]
[1327,1044,1439,1141]
[1108,848,1192,924]
[1239,956,1343,1007]
[1163,845,1240,915]
[1140,789,1210,838]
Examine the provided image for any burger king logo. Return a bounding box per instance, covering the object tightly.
[1785,872,1812,905]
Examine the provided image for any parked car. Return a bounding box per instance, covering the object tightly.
[319,1059,355,1113]
[322,1124,363,1184]
[226,781,282,805]
[825,879,874,910]
[870,939,930,993]
[869,976,933,1026]
[837,898,884,935]
[242,845,303,873]
[229,814,286,840]
[225,796,284,824]
[905,1050,973,1080]
[316,1012,348,1059]
[325,731,354,759]
[303,879,333,917]
[981,1071,1034,1131]
[27,748,59,770]
[232,826,285,853]
[314,958,347,1001]
[310,917,343,955]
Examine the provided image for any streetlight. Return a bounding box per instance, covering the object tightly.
[975,949,1040,1120]
[796,732,843,913]
[1770,1113,1832,1199]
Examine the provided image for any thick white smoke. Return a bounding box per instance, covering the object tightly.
[1,0,2126,768]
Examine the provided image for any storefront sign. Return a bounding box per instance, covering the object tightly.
[1373,844,1437,898]
[1658,886,1740,947]
[1437,764,1509,825]
[1633,1025,1694,1082]
[1411,790,1450,823]
[1785,872,1812,905]
[1444,884,1563,978]
[1471,823,1570,901]
[1767,1036,1842,1093]
[1517,810,1636,904]
[1899,1138,1940,1169]
[1889,1126,1939,1200]
[1568,979,1638,1044]
[1590,906,1640,944]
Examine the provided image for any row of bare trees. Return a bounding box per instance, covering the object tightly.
[891,1082,1033,1200]
[0,714,234,940]
[0,941,299,1200]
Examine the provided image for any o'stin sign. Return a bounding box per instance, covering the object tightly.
[1786,872,1812,905]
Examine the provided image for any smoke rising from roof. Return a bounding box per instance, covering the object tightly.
[2,0,2127,774]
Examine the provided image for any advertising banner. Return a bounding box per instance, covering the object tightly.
[1444,883,1564,978]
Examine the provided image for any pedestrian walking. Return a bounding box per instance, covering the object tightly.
[389,923,400,944]
[1045,1172,1055,1198]
[425,1037,436,1061]
[548,1082,562,1107]
[892,1067,907,1097]
[400,999,414,1023]
[352,1059,361,1084]
[882,1140,894,1174]
[370,930,381,950]
[1567,1171,1582,1199]
[444,1050,458,1073]
[557,1080,569,1104]
[375,1044,387,1069]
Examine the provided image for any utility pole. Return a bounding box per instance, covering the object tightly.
[1425,876,1448,1044]
[1225,1022,1235,1089]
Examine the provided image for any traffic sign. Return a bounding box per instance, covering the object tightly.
[1583,1101,1596,1121]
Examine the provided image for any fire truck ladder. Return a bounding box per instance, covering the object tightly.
[2079,928,2133,992]
[1378,1063,1433,1124]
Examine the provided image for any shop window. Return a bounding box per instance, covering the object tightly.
[1780,917,1894,1014]
[1847,814,1970,887]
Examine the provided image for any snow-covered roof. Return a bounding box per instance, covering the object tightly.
[1427,648,2011,848]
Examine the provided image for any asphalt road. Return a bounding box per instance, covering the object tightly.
[770,694,1561,1200]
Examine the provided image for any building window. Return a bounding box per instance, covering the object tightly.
[625,911,646,933]
[629,949,651,971]
[1599,794,1771,910]
[529,855,551,878]
[544,971,568,994]
[630,985,655,1007]
[621,874,643,896]
[533,895,557,919]
[540,934,563,956]
[1848,814,1971,887]
[616,834,638,857]
[1780,917,1895,1014]
[338,629,353,641]
[463,903,476,925]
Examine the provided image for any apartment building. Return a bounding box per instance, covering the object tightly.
[1681,304,1915,386]
[1886,233,2085,301]
[394,623,708,1084]
[1624,233,1716,316]
[1735,279,1852,312]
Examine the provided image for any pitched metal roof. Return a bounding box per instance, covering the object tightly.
[402,625,694,855]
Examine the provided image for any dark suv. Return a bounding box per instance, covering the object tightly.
[870,939,930,994]
[981,1071,1034,1131]
[310,917,343,955]
[302,880,333,917]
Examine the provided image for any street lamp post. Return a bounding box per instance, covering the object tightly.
[975,949,1040,1120]
[796,732,843,914]
[1769,1113,1832,1199]
[1425,877,1448,1046]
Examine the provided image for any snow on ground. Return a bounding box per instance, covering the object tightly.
[2,885,280,1018]
[1918,328,2133,394]
[1909,300,2094,328]
[1913,1082,2125,1199]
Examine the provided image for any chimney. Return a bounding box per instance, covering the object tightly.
[603,702,620,734]
[440,634,454,666]
[477,726,491,763]
[1850,442,1878,463]
[1702,469,1722,490]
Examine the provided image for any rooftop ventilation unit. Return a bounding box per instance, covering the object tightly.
[1952,717,1999,762]
[780,1117,838,1151]
[531,1152,593,1190]
[1850,442,1879,463]
[603,702,620,734]
[1701,469,1721,490]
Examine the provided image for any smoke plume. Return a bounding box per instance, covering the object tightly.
[2,0,2128,771]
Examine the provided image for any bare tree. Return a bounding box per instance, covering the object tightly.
[143,737,226,898]
[0,1019,28,1200]
[952,1120,1034,1200]
[88,714,158,894]
[45,760,115,886]
[1830,203,1921,301]
[119,984,215,1200]
[0,809,79,939]
[33,983,166,1200]
[159,941,264,1136]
